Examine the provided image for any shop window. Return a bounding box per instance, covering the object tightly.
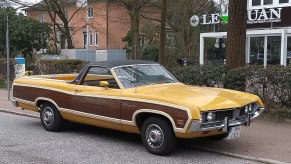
[279,0,289,3]
[204,38,226,65]
[252,0,261,6]
[264,0,273,5]
[250,37,264,65]
[267,36,281,65]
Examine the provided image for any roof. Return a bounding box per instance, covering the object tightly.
[87,60,158,68]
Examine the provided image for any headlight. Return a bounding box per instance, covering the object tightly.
[245,103,259,114]
[207,112,215,121]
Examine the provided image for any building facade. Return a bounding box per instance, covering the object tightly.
[198,0,291,66]
[25,1,131,52]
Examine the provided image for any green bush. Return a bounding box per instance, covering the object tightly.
[33,59,87,75]
[142,44,159,62]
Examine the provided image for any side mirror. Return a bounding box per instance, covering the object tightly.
[100,81,109,89]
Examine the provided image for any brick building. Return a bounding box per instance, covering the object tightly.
[25,1,131,51]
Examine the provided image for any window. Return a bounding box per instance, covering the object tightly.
[81,67,119,89]
[95,30,98,46]
[64,10,68,20]
[279,0,289,3]
[89,31,93,46]
[83,32,87,47]
[250,37,264,65]
[140,33,146,47]
[114,65,177,89]
[264,0,273,5]
[252,0,261,6]
[40,12,45,22]
[267,36,281,65]
[88,7,93,18]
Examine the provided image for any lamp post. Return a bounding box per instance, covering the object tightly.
[5,15,10,100]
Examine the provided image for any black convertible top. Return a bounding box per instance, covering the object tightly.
[72,60,158,84]
[87,60,157,68]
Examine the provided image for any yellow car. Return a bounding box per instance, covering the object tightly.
[11,60,264,155]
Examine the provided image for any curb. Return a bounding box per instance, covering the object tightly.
[0,107,290,164]
[191,146,290,164]
[0,108,39,119]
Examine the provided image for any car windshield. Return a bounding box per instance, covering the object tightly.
[113,64,178,89]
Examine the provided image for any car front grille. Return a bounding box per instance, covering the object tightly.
[214,110,234,121]
[202,107,246,123]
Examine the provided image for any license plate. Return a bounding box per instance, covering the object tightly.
[227,126,241,139]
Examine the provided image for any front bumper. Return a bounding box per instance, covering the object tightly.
[11,98,18,107]
[189,107,264,132]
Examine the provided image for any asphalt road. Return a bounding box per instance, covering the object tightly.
[0,112,261,164]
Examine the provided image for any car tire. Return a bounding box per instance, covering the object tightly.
[40,102,64,132]
[141,117,177,156]
[209,133,229,140]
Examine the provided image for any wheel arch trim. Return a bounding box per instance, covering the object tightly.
[35,97,60,111]
[132,109,190,133]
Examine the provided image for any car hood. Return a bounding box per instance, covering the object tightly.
[133,83,262,111]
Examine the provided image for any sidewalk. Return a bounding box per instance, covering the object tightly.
[0,89,291,163]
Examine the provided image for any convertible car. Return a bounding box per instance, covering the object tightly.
[11,60,264,155]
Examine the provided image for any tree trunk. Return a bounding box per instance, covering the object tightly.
[129,6,140,60]
[226,0,247,69]
[158,0,167,66]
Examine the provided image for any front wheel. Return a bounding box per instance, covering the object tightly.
[141,117,177,156]
[40,102,64,132]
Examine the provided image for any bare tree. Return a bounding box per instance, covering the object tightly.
[158,0,166,65]
[115,0,151,60]
[226,0,247,69]
[11,0,86,49]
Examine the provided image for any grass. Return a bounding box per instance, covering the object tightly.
[262,108,291,122]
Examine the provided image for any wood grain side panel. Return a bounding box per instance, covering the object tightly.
[120,100,189,128]
[72,96,120,119]
[14,85,189,129]
[13,85,72,109]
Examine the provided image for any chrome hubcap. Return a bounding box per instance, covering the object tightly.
[145,124,164,149]
[42,107,54,127]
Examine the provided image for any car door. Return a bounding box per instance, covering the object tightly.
[71,66,122,124]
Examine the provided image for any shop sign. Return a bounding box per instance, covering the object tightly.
[190,7,282,27]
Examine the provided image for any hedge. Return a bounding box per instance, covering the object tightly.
[32,59,87,75]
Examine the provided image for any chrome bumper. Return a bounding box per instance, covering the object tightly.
[11,98,18,107]
[189,108,264,132]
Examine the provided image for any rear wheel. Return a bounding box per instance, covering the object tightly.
[141,117,177,156]
[40,102,64,132]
